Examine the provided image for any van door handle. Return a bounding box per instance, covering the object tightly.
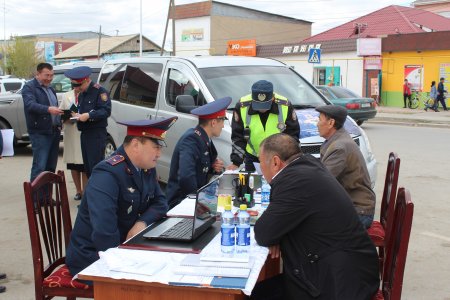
[146,114,152,119]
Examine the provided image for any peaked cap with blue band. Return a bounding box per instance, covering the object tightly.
[64,66,92,81]
[190,97,232,119]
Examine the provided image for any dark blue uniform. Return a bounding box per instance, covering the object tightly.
[66,145,167,276]
[166,125,218,208]
[77,82,111,177]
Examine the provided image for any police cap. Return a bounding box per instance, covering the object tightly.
[251,80,273,111]
[190,97,232,119]
[64,66,92,82]
[117,117,178,146]
[315,105,348,127]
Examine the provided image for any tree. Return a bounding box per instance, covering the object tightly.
[6,37,39,78]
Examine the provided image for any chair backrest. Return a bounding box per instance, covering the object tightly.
[23,171,73,295]
[380,152,401,232]
[381,187,414,300]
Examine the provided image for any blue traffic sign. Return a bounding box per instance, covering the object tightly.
[308,48,321,64]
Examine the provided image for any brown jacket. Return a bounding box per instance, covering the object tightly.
[320,128,375,215]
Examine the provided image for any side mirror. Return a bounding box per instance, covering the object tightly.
[175,95,197,113]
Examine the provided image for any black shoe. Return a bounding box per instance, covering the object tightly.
[0,285,5,293]
[74,193,82,201]
[403,106,406,108]
[0,273,6,280]
[424,108,428,111]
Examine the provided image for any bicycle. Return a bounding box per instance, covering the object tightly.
[409,90,432,109]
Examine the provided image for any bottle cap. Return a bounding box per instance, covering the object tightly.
[224,204,231,210]
[240,204,247,210]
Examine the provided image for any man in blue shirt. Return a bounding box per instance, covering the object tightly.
[66,117,177,278]
[23,63,63,181]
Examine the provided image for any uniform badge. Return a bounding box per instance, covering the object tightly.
[257,93,266,101]
[204,151,209,155]
[100,93,108,102]
[203,166,209,173]
[234,111,239,122]
[277,122,286,131]
[127,205,133,214]
[128,187,135,193]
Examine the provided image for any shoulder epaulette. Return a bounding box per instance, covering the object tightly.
[106,155,125,166]
[93,83,101,89]
[194,129,202,136]
[274,98,288,105]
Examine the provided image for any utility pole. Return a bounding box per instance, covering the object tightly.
[139,0,143,57]
[97,25,102,60]
[172,0,176,56]
[3,0,6,75]
[161,0,175,56]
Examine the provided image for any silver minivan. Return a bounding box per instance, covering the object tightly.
[99,56,377,186]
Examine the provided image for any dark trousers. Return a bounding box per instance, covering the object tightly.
[29,129,61,181]
[403,94,411,108]
[437,96,448,110]
[250,274,285,300]
[80,128,107,177]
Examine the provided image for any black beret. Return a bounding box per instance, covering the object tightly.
[315,105,347,126]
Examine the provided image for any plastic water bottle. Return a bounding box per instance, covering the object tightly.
[261,178,271,209]
[236,204,251,254]
[221,204,235,254]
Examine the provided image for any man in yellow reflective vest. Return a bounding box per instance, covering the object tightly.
[228,80,300,172]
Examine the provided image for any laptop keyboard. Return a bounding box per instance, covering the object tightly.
[159,218,194,239]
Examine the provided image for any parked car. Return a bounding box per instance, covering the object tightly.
[315,85,377,125]
[0,61,103,147]
[98,56,377,187]
[0,78,26,94]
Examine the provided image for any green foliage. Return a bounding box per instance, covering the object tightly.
[6,37,40,78]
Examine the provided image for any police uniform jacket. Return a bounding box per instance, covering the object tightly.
[166,125,218,208]
[320,127,375,216]
[76,81,111,131]
[22,78,59,134]
[230,99,299,166]
[66,145,168,276]
[254,155,379,300]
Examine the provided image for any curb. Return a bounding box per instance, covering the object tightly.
[368,118,450,129]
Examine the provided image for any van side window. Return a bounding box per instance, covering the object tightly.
[121,63,163,108]
[99,63,126,100]
[4,82,23,91]
[166,68,204,107]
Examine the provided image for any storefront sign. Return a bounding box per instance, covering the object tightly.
[439,63,450,92]
[181,28,204,42]
[404,65,424,91]
[227,39,256,56]
[282,44,321,55]
[364,56,382,70]
[357,38,381,56]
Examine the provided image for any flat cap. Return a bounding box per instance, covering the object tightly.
[64,66,92,82]
[190,97,232,119]
[251,80,273,111]
[315,105,347,126]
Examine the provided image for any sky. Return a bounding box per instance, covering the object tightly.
[1,0,412,45]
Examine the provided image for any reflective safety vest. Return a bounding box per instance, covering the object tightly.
[239,93,289,156]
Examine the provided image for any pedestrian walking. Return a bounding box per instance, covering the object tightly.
[403,79,412,108]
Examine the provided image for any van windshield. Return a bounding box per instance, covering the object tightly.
[198,66,326,108]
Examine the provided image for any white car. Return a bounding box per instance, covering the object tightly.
[0,78,25,94]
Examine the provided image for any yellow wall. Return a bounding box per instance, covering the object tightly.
[381,50,450,107]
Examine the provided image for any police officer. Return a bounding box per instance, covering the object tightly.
[228,80,300,172]
[64,66,112,177]
[66,116,178,278]
[166,97,231,209]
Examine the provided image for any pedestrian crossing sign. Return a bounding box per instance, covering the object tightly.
[308,48,321,64]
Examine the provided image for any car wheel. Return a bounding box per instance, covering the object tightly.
[356,120,364,126]
[104,135,116,158]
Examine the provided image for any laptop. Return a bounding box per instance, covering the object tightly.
[143,176,221,242]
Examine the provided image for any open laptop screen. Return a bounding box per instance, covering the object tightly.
[193,176,220,231]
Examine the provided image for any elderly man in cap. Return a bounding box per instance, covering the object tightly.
[64,66,112,177]
[66,117,178,278]
[316,105,375,228]
[228,80,299,172]
[167,97,231,209]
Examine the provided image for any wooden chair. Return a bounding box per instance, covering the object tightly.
[24,171,93,300]
[367,152,400,268]
[373,187,414,300]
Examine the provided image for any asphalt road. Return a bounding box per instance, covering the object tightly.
[1,123,450,299]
